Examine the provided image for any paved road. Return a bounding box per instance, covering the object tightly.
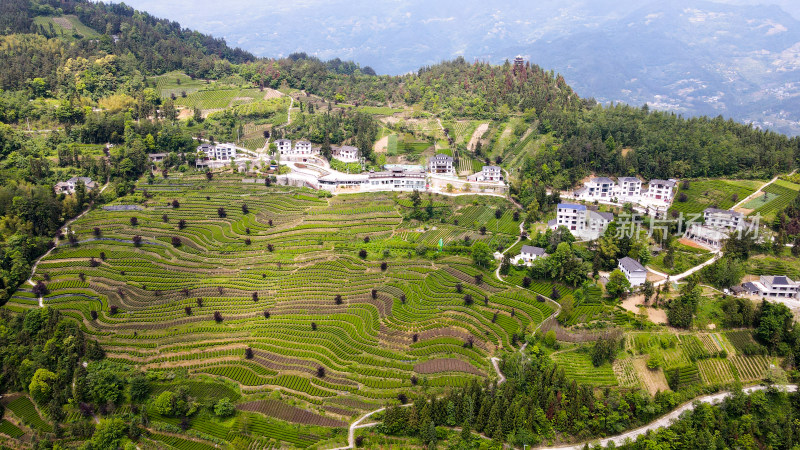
[650,251,722,286]
[540,384,797,450]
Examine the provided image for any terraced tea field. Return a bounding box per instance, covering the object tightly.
[5,174,554,446]
[669,179,760,216]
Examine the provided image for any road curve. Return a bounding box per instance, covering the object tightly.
[539,384,797,450]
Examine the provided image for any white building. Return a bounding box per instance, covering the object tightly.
[549,203,613,240]
[333,145,360,162]
[585,177,615,199]
[428,154,454,175]
[275,139,293,155]
[197,143,236,161]
[643,179,676,203]
[684,224,728,249]
[703,208,744,231]
[467,166,503,183]
[365,168,426,191]
[747,276,800,299]
[618,257,647,287]
[518,245,547,264]
[615,177,642,200]
[294,140,314,155]
[54,177,97,195]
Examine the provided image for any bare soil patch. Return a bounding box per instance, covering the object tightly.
[238,399,347,427]
[633,357,670,396]
[467,123,489,151]
[414,358,484,375]
[646,271,666,283]
[621,147,633,157]
[678,238,706,250]
[177,109,192,120]
[263,89,284,100]
[620,295,667,324]
[52,17,74,30]
[373,135,389,153]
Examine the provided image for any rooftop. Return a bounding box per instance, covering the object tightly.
[764,275,795,286]
[619,177,640,183]
[619,256,646,273]
[704,207,743,217]
[591,177,614,184]
[521,245,546,256]
[649,179,676,187]
[557,203,587,211]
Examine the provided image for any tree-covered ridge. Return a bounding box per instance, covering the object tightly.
[0,0,253,91]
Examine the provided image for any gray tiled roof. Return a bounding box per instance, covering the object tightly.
[521,245,546,256]
[619,256,646,273]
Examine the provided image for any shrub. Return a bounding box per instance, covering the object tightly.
[252,292,258,302]
[400,294,406,304]
[171,199,180,208]
[267,244,274,252]
[463,294,473,306]
[99,252,106,261]
[93,227,101,237]
[263,310,270,318]
[185,306,192,315]
[129,217,138,226]
[178,219,186,230]
[380,262,388,271]
[132,235,142,246]
[551,286,561,300]
[241,203,249,214]
[474,273,483,284]
[463,337,474,348]
[456,283,463,293]
[217,208,226,218]
[335,294,343,305]
[213,311,223,322]
[412,333,418,343]
[162,214,169,223]
[109,305,118,315]
[196,297,203,307]
[244,238,251,245]
[410,375,418,385]
[371,289,378,299]
[311,322,317,330]
[89,257,99,267]
[363,236,370,243]
[245,347,253,359]
[522,277,532,288]
[397,393,408,404]
[316,367,325,378]
[214,398,235,417]
[90,310,98,320]
[492,312,498,323]
[359,249,367,258]
[171,236,181,247]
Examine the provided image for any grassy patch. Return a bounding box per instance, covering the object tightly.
[670,179,760,216]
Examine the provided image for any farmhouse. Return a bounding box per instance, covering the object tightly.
[585,177,615,199]
[616,177,642,200]
[747,275,800,299]
[618,257,647,287]
[703,207,744,231]
[148,153,167,162]
[467,166,503,183]
[684,224,727,249]
[54,176,97,195]
[518,245,547,264]
[294,140,315,155]
[428,154,454,175]
[332,145,360,162]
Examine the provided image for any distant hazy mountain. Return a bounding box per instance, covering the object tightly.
[120,0,800,135]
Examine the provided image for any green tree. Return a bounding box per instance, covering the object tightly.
[471,241,492,268]
[214,397,236,417]
[91,418,127,449]
[605,269,631,299]
[29,368,57,406]
[153,390,176,416]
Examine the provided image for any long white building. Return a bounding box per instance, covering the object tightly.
[548,203,613,240]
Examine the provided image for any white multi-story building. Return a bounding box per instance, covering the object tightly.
[549,203,613,240]
[428,154,454,175]
[275,139,293,155]
[585,177,615,199]
[618,257,647,287]
[467,166,503,183]
[196,143,236,161]
[332,145,360,162]
[294,140,314,155]
[615,177,642,200]
[746,276,800,299]
[643,179,676,203]
[365,168,426,191]
[703,208,744,231]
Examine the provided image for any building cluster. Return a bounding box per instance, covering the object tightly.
[318,167,426,192]
[54,177,97,195]
[276,139,316,156]
[196,143,237,162]
[548,203,614,240]
[740,276,800,300]
[573,177,677,205]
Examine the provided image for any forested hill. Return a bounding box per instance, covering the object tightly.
[0,0,254,90]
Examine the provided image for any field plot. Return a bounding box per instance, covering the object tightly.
[551,349,617,386]
[632,357,669,396]
[670,180,760,216]
[697,359,735,385]
[5,396,51,432]
[6,175,551,446]
[729,355,771,381]
[749,180,800,220]
[238,400,346,427]
[612,357,642,389]
[724,330,758,354]
[0,420,23,438]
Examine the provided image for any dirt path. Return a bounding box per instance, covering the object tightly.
[468,123,489,151]
[731,172,791,211]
